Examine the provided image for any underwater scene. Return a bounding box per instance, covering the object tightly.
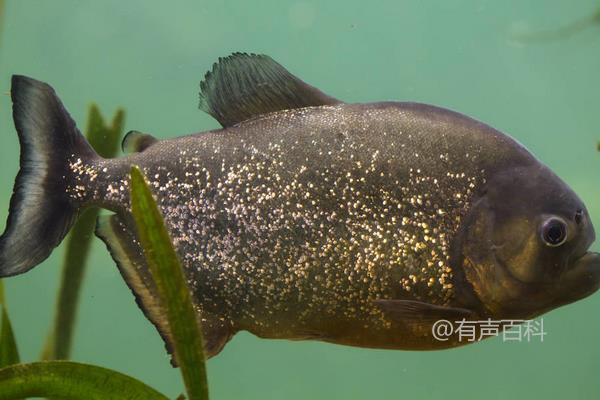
[0,0,599,399]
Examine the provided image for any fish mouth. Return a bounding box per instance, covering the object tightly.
[561,251,600,301]
[573,251,600,276]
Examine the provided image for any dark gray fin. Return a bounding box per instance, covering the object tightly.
[203,322,234,359]
[289,330,330,341]
[199,52,342,127]
[0,75,98,277]
[121,130,158,154]
[374,299,476,323]
[95,214,233,362]
[95,214,177,364]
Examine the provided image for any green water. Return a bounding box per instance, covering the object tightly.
[1,1,599,399]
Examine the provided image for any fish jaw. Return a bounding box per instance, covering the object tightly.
[561,251,600,302]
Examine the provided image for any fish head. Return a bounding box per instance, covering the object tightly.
[458,164,600,319]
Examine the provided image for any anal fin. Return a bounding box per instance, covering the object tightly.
[95,214,177,363]
[95,214,233,362]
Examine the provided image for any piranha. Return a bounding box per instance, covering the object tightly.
[1,53,599,359]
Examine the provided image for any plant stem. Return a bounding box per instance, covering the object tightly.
[130,166,209,400]
[41,105,124,360]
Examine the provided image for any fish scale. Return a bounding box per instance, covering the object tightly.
[69,102,493,338]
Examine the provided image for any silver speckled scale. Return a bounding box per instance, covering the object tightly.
[74,101,532,355]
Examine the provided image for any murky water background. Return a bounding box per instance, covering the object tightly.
[0,1,599,399]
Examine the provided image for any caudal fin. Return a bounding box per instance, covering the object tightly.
[0,76,97,277]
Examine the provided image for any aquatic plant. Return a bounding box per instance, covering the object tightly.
[0,108,209,399]
[512,6,600,43]
[0,362,169,400]
[130,166,209,400]
[0,281,19,368]
[42,104,124,361]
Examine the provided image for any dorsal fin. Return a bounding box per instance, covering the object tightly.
[199,52,342,127]
[121,130,158,154]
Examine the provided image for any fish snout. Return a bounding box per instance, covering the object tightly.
[562,251,600,302]
[575,251,600,279]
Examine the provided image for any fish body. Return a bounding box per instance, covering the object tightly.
[83,102,529,351]
[1,53,599,358]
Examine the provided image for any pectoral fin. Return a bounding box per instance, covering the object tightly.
[374,299,476,323]
[199,52,342,127]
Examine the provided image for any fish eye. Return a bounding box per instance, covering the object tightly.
[541,217,568,247]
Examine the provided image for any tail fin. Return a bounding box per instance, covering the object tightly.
[0,76,97,277]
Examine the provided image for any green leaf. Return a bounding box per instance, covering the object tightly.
[0,361,168,400]
[0,305,19,368]
[86,104,124,158]
[42,105,125,361]
[130,166,209,400]
[0,280,20,369]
